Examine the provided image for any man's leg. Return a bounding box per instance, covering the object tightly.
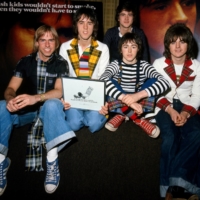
[83,110,107,133]
[0,100,36,195]
[65,108,85,131]
[155,105,181,198]
[39,99,76,194]
[39,98,76,152]
[169,113,200,198]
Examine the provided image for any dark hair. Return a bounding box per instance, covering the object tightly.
[163,23,195,59]
[118,32,143,59]
[73,6,99,40]
[115,1,138,26]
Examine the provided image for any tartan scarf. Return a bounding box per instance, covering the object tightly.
[67,38,102,77]
[25,117,45,171]
[25,54,49,172]
[37,53,53,94]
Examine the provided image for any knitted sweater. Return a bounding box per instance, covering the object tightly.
[99,60,170,99]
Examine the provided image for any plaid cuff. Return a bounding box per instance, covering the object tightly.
[182,104,197,117]
[139,96,155,112]
[157,98,171,111]
[107,97,125,111]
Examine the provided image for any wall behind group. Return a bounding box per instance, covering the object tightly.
[1,0,200,99]
[0,0,109,99]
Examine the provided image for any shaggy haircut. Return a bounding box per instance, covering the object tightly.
[73,6,99,40]
[163,23,195,59]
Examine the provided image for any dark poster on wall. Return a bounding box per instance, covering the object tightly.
[0,0,103,99]
[118,0,200,64]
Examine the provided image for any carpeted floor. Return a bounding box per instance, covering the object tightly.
[1,118,162,200]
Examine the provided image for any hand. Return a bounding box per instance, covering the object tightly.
[166,106,184,126]
[99,102,108,115]
[6,98,20,112]
[175,111,188,126]
[122,93,138,106]
[61,98,71,110]
[121,90,148,106]
[129,102,143,115]
[7,94,37,112]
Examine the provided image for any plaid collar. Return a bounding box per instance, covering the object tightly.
[67,38,102,77]
[69,37,99,49]
[164,57,193,87]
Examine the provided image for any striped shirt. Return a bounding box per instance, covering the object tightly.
[100,60,170,99]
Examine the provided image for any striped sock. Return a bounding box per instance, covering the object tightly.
[121,106,138,120]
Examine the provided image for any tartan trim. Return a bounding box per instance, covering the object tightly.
[164,58,193,87]
[25,117,46,172]
[67,38,101,77]
[157,98,171,111]
[89,47,102,72]
[178,67,193,87]
[107,97,125,111]
[67,48,79,74]
[139,97,155,112]
[107,96,155,112]
[164,64,177,86]
[182,104,197,116]
[186,76,196,81]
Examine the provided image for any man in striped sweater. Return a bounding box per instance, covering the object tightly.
[100,32,170,138]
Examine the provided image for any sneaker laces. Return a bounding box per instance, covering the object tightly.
[134,118,156,135]
[46,161,57,183]
[109,115,125,126]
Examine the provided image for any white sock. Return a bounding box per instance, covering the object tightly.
[0,154,5,163]
[47,147,58,163]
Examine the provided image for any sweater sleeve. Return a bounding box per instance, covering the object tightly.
[99,60,123,99]
[141,61,170,96]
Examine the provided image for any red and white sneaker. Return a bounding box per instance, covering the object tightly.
[105,114,127,132]
[133,118,160,138]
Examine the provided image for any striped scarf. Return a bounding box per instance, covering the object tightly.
[78,47,90,78]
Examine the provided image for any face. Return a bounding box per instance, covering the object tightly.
[169,37,188,62]
[121,40,138,64]
[140,0,196,62]
[77,15,94,42]
[118,10,134,28]
[5,11,72,69]
[36,32,56,62]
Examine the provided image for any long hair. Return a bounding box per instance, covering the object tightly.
[163,23,195,59]
[33,25,59,53]
[73,7,98,40]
